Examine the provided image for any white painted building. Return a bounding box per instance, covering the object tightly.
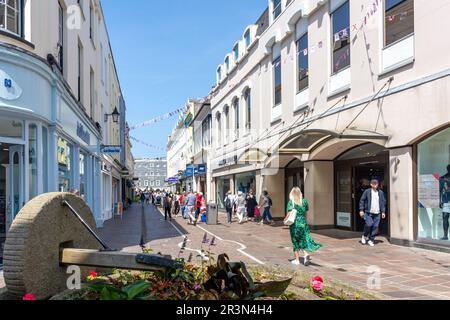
[209,0,450,251]
[0,0,130,242]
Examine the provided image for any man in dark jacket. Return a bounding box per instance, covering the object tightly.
[359,179,387,247]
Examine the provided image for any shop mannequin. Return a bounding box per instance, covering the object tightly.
[439,165,450,241]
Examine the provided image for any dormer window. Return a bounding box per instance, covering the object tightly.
[217,67,222,82]
[272,0,282,20]
[0,0,22,36]
[233,45,239,62]
[244,30,251,48]
[225,57,230,72]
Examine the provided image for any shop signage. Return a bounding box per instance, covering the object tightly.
[167,177,179,184]
[337,212,352,228]
[185,164,195,176]
[77,122,90,145]
[184,113,193,127]
[101,145,122,154]
[0,69,22,100]
[418,174,440,209]
[219,156,238,167]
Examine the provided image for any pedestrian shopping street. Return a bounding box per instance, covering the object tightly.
[91,204,450,300]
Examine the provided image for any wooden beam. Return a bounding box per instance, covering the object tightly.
[60,249,171,272]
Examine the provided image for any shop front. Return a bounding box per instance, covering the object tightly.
[335,143,390,234]
[0,45,103,257]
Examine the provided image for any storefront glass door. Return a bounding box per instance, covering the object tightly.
[8,145,24,228]
[335,144,390,235]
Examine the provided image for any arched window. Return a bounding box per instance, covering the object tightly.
[216,113,222,147]
[244,89,251,132]
[217,67,222,83]
[233,99,240,140]
[0,0,22,36]
[224,106,230,144]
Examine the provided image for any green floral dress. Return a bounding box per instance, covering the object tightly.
[287,199,322,253]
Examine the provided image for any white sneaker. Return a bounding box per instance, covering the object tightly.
[291,259,300,266]
[361,236,367,245]
[368,240,375,247]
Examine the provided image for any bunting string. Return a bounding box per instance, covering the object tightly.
[130,136,167,152]
[129,107,186,131]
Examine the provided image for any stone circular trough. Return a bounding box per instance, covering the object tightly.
[3,193,100,299]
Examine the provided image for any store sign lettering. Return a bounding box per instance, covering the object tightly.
[0,69,22,100]
[77,122,90,145]
[219,156,237,167]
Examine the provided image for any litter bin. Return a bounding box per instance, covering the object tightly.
[207,202,218,225]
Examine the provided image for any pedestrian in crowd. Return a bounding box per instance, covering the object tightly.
[140,192,146,206]
[181,191,188,219]
[173,192,181,217]
[163,192,173,221]
[259,190,274,225]
[235,191,247,224]
[224,191,234,224]
[186,190,197,225]
[195,192,203,224]
[359,178,387,247]
[285,187,322,266]
[245,189,258,222]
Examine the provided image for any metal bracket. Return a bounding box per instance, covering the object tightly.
[61,200,115,251]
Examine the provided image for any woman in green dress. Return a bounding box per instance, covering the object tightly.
[285,187,322,266]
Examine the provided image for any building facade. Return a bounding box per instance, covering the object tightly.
[134,158,168,191]
[209,0,450,251]
[192,100,212,200]
[0,0,130,254]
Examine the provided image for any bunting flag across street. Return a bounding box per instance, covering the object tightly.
[130,136,167,152]
[129,107,186,131]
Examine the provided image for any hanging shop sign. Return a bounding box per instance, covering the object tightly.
[0,69,22,100]
[167,177,179,184]
[101,145,122,154]
[184,112,193,127]
[195,164,207,176]
[185,164,195,176]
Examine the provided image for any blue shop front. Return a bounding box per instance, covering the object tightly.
[0,45,103,259]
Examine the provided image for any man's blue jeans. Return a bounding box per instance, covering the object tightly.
[364,213,381,242]
[263,207,273,222]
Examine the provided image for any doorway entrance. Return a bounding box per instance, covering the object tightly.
[335,143,390,236]
[285,158,305,213]
[0,143,24,264]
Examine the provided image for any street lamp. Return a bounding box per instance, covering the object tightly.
[105,107,121,123]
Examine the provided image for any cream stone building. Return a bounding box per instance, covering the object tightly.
[0,0,129,236]
[210,0,450,251]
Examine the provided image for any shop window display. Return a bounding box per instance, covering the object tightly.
[418,127,450,243]
[58,137,73,192]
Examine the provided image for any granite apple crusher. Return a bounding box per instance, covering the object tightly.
[2,193,182,300]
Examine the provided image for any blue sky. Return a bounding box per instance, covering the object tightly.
[101,0,268,159]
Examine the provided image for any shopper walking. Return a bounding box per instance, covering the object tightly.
[259,191,274,225]
[186,191,197,225]
[195,192,203,225]
[285,187,322,266]
[235,191,247,224]
[359,178,387,247]
[224,191,234,224]
[173,192,181,217]
[245,189,258,222]
[163,193,173,221]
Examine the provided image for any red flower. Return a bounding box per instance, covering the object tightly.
[311,276,324,292]
[23,293,36,301]
[89,271,97,277]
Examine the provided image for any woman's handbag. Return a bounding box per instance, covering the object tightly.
[254,207,261,218]
[284,206,297,226]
